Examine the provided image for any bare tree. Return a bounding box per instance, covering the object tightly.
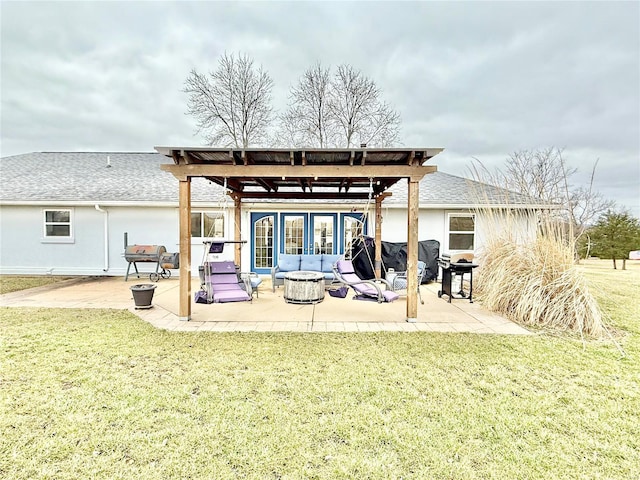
[502,147,614,248]
[280,62,335,148]
[184,53,274,148]
[277,63,400,148]
[329,65,400,148]
[565,159,616,245]
[503,147,575,204]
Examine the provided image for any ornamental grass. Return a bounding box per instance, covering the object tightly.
[474,229,604,337]
[468,169,605,338]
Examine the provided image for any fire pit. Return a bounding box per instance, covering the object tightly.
[284,271,325,304]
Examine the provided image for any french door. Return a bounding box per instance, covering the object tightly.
[251,212,276,274]
[280,213,337,255]
[251,212,367,273]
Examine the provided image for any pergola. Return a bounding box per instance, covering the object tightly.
[156,147,443,322]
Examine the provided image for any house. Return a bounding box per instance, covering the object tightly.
[0,150,540,278]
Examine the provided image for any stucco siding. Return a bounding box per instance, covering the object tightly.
[0,205,181,276]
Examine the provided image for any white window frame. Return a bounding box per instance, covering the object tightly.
[447,213,475,252]
[42,208,74,243]
[191,210,226,239]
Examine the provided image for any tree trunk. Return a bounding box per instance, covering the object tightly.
[622,258,627,270]
[612,258,617,269]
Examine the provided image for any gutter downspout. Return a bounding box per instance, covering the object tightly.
[95,205,109,272]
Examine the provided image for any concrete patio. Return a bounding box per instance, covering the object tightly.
[0,275,530,334]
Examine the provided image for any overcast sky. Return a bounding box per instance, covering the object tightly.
[1,1,638,216]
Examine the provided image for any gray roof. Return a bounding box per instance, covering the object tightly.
[0,152,541,207]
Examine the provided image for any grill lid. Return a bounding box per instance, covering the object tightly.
[124,244,167,262]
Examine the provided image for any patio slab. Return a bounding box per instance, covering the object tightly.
[0,276,531,335]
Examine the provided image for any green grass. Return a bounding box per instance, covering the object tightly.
[0,275,73,295]
[1,262,639,479]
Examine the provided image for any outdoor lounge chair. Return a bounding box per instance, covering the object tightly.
[203,261,251,303]
[333,260,399,303]
[391,260,427,305]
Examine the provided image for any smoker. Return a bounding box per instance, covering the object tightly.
[124,244,167,281]
[437,253,479,303]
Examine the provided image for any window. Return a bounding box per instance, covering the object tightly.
[43,209,73,242]
[448,214,475,251]
[254,215,274,269]
[191,211,224,238]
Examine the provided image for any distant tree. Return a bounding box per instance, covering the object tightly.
[588,210,640,270]
[280,62,335,148]
[184,52,274,148]
[501,147,614,247]
[277,63,400,148]
[329,65,401,148]
[503,147,573,204]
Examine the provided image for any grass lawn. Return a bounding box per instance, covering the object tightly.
[1,261,639,479]
[0,275,74,295]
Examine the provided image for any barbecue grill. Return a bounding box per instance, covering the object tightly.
[124,244,167,281]
[437,253,479,303]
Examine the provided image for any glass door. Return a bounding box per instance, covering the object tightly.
[281,213,308,254]
[340,213,367,258]
[251,212,277,274]
[310,214,336,254]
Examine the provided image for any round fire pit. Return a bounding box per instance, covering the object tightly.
[284,271,325,304]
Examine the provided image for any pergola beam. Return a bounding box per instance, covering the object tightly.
[161,164,436,181]
[232,192,373,200]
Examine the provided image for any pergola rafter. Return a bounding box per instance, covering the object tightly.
[156,147,443,322]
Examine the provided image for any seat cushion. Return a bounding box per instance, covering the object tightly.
[213,273,241,285]
[382,290,400,302]
[321,254,341,273]
[323,272,336,281]
[213,290,250,303]
[336,260,356,275]
[300,254,322,272]
[278,254,301,272]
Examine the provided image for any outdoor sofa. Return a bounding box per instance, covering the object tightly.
[271,253,341,292]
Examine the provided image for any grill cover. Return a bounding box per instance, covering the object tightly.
[124,245,167,262]
[350,237,440,283]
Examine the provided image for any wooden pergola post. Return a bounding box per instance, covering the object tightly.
[234,196,242,268]
[374,195,384,278]
[178,178,192,321]
[406,178,420,322]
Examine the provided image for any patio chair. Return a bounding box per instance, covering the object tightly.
[203,261,251,303]
[391,260,427,305]
[333,260,399,303]
[240,271,262,298]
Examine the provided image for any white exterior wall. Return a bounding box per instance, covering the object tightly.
[473,209,537,257]
[374,206,536,256]
[0,205,179,276]
[378,206,446,245]
[1,203,538,277]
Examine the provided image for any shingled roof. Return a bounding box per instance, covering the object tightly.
[0,152,541,207]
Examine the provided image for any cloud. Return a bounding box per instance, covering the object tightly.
[1,1,638,215]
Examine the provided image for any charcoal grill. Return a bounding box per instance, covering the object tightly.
[124,244,167,281]
[437,253,479,303]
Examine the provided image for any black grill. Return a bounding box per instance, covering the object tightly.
[437,253,478,303]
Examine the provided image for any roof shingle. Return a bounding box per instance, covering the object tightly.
[0,152,541,206]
